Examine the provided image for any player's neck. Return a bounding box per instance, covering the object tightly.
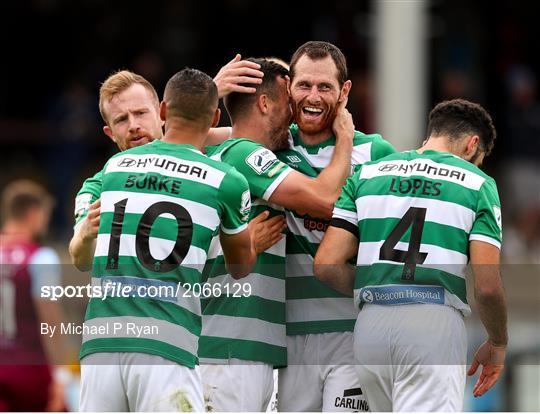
[231,122,272,149]
[418,137,454,155]
[162,121,208,151]
[297,127,333,146]
[1,222,33,243]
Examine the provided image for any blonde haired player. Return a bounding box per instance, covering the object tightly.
[70,57,267,270]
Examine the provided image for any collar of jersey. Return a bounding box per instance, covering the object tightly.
[290,123,336,149]
[150,140,203,154]
[415,149,462,159]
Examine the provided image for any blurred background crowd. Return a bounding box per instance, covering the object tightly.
[1,0,539,411]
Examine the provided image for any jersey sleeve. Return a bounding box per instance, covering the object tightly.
[370,135,397,161]
[28,247,61,298]
[74,169,103,227]
[331,169,361,236]
[222,140,293,201]
[469,178,503,249]
[217,167,251,234]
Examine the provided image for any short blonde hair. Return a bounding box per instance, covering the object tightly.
[99,70,159,124]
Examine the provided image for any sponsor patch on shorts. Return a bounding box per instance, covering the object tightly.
[335,387,369,411]
[359,285,445,305]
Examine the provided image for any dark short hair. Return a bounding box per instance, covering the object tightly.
[164,68,218,124]
[290,41,348,85]
[1,179,54,222]
[427,99,497,156]
[224,58,289,122]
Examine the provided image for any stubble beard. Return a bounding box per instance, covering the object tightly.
[268,124,291,151]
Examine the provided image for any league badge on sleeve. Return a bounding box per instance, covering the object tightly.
[240,190,251,222]
[493,205,502,230]
[245,148,279,175]
[74,193,93,220]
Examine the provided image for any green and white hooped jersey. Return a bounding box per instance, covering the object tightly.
[74,169,103,228]
[199,138,293,367]
[276,124,396,335]
[80,140,250,368]
[332,150,503,316]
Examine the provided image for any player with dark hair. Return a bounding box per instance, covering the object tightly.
[314,99,506,411]
[426,98,496,163]
[275,41,396,412]
[0,180,68,411]
[70,57,266,272]
[199,57,355,411]
[78,68,256,412]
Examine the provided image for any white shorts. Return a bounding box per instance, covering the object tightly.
[80,352,203,412]
[267,369,278,412]
[278,332,369,412]
[354,304,467,412]
[200,360,274,412]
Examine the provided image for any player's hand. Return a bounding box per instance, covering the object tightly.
[81,199,101,242]
[214,54,264,98]
[248,211,287,254]
[45,378,66,411]
[467,340,506,397]
[332,96,354,143]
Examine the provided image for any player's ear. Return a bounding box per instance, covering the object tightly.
[465,135,480,157]
[103,125,116,144]
[211,108,221,128]
[156,103,165,127]
[340,80,352,101]
[257,94,269,114]
[286,75,291,96]
[159,101,167,122]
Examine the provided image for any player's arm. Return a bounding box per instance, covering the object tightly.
[69,171,103,271]
[69,199,100,271]
[218,168,256,279]
[467,240,507,397]
[313,225,357,296]
[213,54,264,98]
[248,210,286,253]
[467,179,507,397]
[270,98,354,218]
[205,55,264,147]
[220,230,255,279]
[29,248,69,411]
[470,241,507,346]
[34,300,69,411]
[313,173,359,295]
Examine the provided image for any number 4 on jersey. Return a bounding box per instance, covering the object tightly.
[379,207,428,281]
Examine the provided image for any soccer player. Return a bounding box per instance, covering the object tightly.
[199,58,355,412]
[0,180,68,411]
[78,68,256,412]
[275,41,396,412]
[69,70,165,270]
[70,57,265,271]
[314,99,507,411]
